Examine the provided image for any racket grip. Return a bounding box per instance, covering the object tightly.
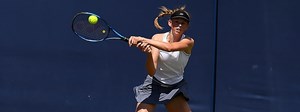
[122,37,129,42]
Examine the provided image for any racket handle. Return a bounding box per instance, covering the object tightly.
[122,37,129,42]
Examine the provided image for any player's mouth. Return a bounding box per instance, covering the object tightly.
[175,27,181,33]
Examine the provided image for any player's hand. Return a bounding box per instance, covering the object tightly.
[128,36,144,46]
[137,42,152,53]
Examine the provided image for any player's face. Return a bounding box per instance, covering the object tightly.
[169,18,189,35]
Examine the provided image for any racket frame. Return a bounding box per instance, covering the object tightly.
[72,12,129,42]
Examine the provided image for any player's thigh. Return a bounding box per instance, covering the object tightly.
[165,95,191,112]
[136,103,156,112]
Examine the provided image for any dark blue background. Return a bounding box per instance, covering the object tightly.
[0,0,299,112]
[215,0,300,112]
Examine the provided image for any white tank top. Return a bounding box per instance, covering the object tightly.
[153,32,191,85]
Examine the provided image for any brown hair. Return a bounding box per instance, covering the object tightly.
[154,6,189,30]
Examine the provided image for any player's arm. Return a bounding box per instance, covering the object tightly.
[145,36,160,76]
[139,34,194,54]
[128,35,160,76]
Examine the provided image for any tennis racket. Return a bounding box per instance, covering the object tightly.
[72,12,128,42]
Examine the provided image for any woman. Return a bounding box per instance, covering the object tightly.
[128,6,194,112]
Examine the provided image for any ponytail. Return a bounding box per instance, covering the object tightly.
[154,6,188,30]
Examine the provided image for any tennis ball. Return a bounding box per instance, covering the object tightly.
[88,15,98,25]
[102,30,106,34]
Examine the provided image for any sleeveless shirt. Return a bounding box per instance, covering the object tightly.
[153,32,191,85]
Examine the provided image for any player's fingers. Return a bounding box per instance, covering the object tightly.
[134,36,141,44]
[147,48,152,53]
[140,42,145,48]
[128,36,134,46]
[145,45,151,52]
[143,44,150,52]
[137,42,142,47]
[146,44,150,48]
[141,42,148,48]
[130,36,139,46]
[145,47,151,53]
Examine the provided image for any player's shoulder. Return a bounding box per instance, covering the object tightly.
[183,35,194,42]
[182,35,195,46]
[151,33,165,41]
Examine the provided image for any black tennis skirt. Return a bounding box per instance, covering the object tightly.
[133,75,189,104]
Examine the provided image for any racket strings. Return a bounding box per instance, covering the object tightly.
[72,15,109,41]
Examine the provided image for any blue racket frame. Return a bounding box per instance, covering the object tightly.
[72,12,129,42]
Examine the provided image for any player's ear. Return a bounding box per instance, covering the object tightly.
[168,19,172,27]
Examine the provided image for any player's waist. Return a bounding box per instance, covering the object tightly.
[153,74,183,85]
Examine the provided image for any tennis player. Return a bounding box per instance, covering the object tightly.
[129,6,194,112]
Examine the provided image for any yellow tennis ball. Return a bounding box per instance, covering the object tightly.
[88,15,98,25]
[102,30,106,34]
